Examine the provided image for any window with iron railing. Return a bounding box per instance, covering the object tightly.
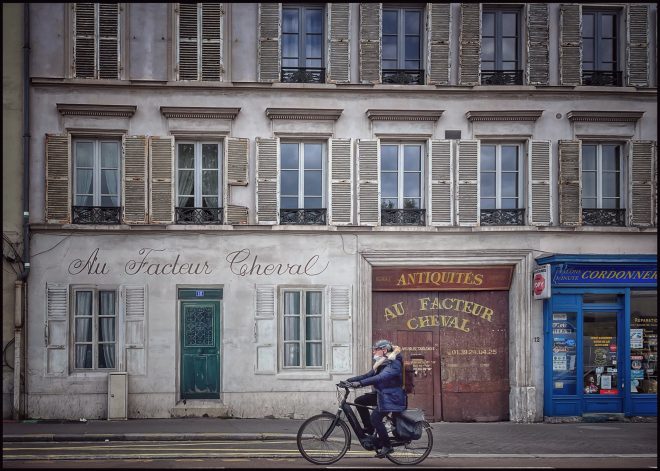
[281,6,325,83]
[581,143,626,226]
[480,143,525,225]
[280,142,326,225]
[582,11,621,86]
[382,8,424,85]
[176,141,223,224]
[380,143,425,225]
[481,8,522,85]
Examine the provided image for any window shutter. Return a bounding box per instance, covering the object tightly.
[558,140,582,226]
[429,139,454,226]
[256,137,279,224]
[426,3,451,86]
[459,3,480,86]
[258,3,281,83]
[328,3,350,83]
[226,137,248,185]
[329,138,353,225]
[98,3,119,79]
[122,136,148,224]
[629,140,655,227]
[560,4,581,86]
[45,283,69,376]
[357,139,380,225]
[74,3,95,78]
[529,140,552,225]
[254,285,276,374]
[123,285,146,376]
[527,3,549,85]
[201,3,223,81]
[45,134,71,224]
[178,3,199,80]
[359,3,381,84]
[328,285,352,374]
[225,205,248,225]
[148,136,174,224]
[457,140,479,226]
[626,4,649,88]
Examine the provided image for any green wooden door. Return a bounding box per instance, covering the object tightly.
[180,301,221,399]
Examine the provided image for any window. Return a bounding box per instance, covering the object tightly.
[282,289,323,368]
[481,8,522,85]
[581,143,625,226]
[480,143,524,225]
[176,141,223,224]
[73,288,117,370]
[280,142,326,224]
[281,6,325,83]
[630,291,657,395]
[177,3,223,81]
[380,143,424,225]
[382,7,424,84]
[73,3,120,79]
[582,10,621,86]
[73,139,121,224]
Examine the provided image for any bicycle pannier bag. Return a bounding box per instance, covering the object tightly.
[394,408,424,440]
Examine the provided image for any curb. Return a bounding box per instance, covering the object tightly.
[2,433,299,442]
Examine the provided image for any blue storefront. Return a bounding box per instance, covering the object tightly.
[537,255,657,417]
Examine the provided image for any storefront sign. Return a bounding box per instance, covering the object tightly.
[533,264,551,299]
[552,264,657,286]
[372,266,514,291]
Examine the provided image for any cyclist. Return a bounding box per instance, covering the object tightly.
[346,339,407,458]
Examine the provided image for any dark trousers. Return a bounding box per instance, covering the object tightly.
[354,392,377,434]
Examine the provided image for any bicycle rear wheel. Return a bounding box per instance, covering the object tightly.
[386,421,433,465]
[296,413,351,465]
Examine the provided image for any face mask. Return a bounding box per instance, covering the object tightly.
[373,354,382,362]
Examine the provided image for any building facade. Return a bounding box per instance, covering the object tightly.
[23,3,656,422]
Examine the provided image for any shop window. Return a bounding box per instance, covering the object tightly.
[281,289,324,369]
[552,312,578,395]
[479,143,524,225]
[581,143,625,226]
[72,288,118,370]
[382,7,424,84]
[481,8,522,85]
[175,141,223,224]
[279,142,326,224]
[630,291,657,394]
[583,293,620,304]
[582,311,619,395]
[380,143,425,225]
[281,5,325,83]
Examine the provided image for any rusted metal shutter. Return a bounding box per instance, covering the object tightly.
[329,285,352,374]
[225,205,248,225]
[45,134,71,224]
[629,140,655,227]
[148,136,174,224]
[359,3,381,84]
[459,3,480,86]
[98,3,119,79]
[529,140,552,225]
[426,3,451,86]
[256,137,279,224]
[74,3,95,78]
[558,140,582,225]
[329,138,353,225]
[429,139,453,226]
[178,3,199,80]
[201,3,223,81]
[45,283,69,376]
[123,285,147,375]
[527,3,549,85]
[457,140,479,225]
[626,4,649,87]
[357,139,380,225]
[559,4,581,86]
[258,3,281,83]
[254,285,276,374]
[328,3,350,83]
[122,135,148,224]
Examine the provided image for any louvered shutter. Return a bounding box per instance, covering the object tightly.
[527,3,549,85]
[98,3,119,79]
[359,3,381,84]
[201,3,223,81]
[178,3,198,80]
[148,136,174,224]
[626,4,649,88]
[629,141,655,227]
[328,286,352,373]
[429,140,453,226]
[558,140,582,225]
[224,137,249,225]
[74,3,95,78]
[45,134,71,224]
[329,138,353,225]
[426,3,451,85]
[528,140,552,225]
[258,3,281,83]
[254,285,276,374]
[560,4,581,86]
[225,205,248,225]
[256,137,279,224]
[122,136,148,224]
[124,285,146,376]
[46,283,69,376]
[457,140,479,226]
[328,3,350,83]
[459,3,480,86]
[357,139,380,225]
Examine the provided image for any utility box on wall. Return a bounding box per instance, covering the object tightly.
[108,372,128,420]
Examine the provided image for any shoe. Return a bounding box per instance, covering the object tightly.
[375,446,394,458]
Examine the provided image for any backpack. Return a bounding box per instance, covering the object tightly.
[394,408,425,441]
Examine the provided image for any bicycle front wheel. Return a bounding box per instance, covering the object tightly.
[296,413,351,465]
[386,421,433,465]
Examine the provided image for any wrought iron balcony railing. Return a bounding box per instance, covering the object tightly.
[279,208,327,225]
[382,69,425,85]
[72,206,121,224]
[481,70,523,85]
[381,208,426,226]
[281,67,325,83]
[175,207,223,224]
[582,208,626,226]
[582,70,623,87]
[480,208,525,226]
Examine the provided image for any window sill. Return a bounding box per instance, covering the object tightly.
[276,371,332,381]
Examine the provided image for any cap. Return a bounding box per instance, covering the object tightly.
[372,339,393,352]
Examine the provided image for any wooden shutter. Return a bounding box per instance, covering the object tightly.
[629,140,655,227]
[122,136,148,224]
[45,283,69,376]
[124,285,146,376]
[178,3,198,80]
[201,3,223,81]
[329,138,353,225]
[328,285,352,374]
[457,140,479,226]
[254,285,276,374]
[357,139,380,225]
[558,140,582,225]
[148,136,174,224]
[429,140,454,226]
[626,4,649,87]
[98,3,119,79]
[528,140,552,225]
[258,3,281,83]
[74,3,95,78]
[459,3,480,86]
[527,3,549,85]
[256,137,279,224]
[359,3,381,84]
[426,3,451,86]
[328,3,350,83]
[45,134,71,224]
[560,4,581,86]
[226,137,248,185]
[225,205,248,225]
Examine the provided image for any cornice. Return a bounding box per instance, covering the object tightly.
[466,110,544,122]
[56,103,137,118]
[367,109,444,121]
[265,108,343,120]
[160,106,241,119]
[567,110,644,123]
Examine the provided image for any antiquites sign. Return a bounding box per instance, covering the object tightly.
[372,266,514,291]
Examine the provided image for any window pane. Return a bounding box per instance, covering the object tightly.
[403,197,420,209]
[602,198,619,209]
[76,291,93,316]
[304,170,322,196]
[404,146,421,170]
[306,292,322,314]
[404,173,421,197]
[582,171,596,199]
[582,198,597,208]
[100,142,119,168]
[281,170,299,196]
[284,343,300,367]
[502,13,517,36]
[582,14,594,37]
[101,169,118,195]
[99,317,115,342]
[383,10,398,35]
[583,39,594,63]
[76,169,94,195]
[178,170,194,198]
[306,317,322,340]
[501,173,518,197]
[304,144,323,169]
[178,144,195,168]
[405,36,420,61]
[281,197,298,209]
[601,14,615,38]
[281,144,299,169]
[284,291,300,315]
[306,343,322,367]
[306,8,322,33]
[501,146,518,171]
[405,10,420,35]
[583,311,618,394]
[101,195,119,206]
[630,292,658,394]
[304,197,322,208]
[382,35,397,61]
[76,195,93,206]
[481,145,496,170]
[381,146,398,170]
[306,34,322,60]
[502,38,517,61]
[602,145,619,171]
[202,170,218,195]
[381,173,398,197]
[602,173,620,198]
[75,142,94,167]
[481,38,495,62]
[501,198,518,209]
[202,196,218,208]
[284,317,300,340]
[282,34,299,61]
[381,198,397,209]
[480,173,496,197]
[202,144,219,168]
[75,318,92,342]
[582,145,597,170]
[75,345,92,369]
[482,12,494,36]
[98,345,115,368]
[480,197,496,209]
[99,291,115,315]
[282,8,299,33]
[601,39,613,63]
[178,196,194,207]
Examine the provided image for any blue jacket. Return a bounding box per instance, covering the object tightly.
[348,350,407,412]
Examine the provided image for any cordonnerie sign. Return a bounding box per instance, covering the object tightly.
[372,266,514,291]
